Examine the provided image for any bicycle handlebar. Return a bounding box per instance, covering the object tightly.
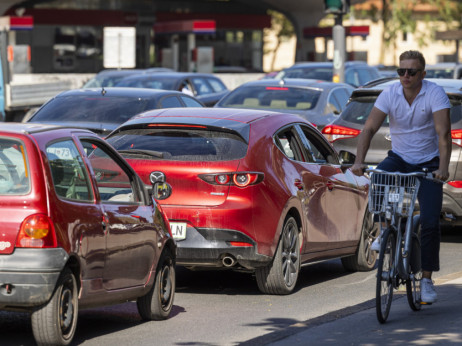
[365,168,445,184]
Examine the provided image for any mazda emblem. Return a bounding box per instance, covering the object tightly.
[150,171,166,184]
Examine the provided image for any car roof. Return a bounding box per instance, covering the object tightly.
[234,78,353,90]
[117,72,219,81]
[0,122,94,135]
[351,78,462,97]
[119,107,308,125]
[426,63,462,69]
[287,61,370,69]
[58,87,188,98]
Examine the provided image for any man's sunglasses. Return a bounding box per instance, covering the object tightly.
[397,68,422,77]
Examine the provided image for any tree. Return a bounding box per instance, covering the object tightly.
[264,10,295,72]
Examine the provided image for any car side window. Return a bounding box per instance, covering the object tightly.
[46,140,93,201]
[296,125,338,164]
[81,140,140,204]
[181,96,203,107]
[274,127,309,162]
[332,88,351,112]
[0,138,30,195]
[191,78,213,95]
[207,78,227,92]
[160,96,182,108]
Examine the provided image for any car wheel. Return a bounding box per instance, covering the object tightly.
[342,206,379,271]
[255,216,300,295]
[137,248,175,320]
[31,267,78,346]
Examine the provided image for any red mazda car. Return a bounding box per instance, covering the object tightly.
[106,108,377,294]
[0,123,175,345]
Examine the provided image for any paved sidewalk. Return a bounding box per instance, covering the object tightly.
[245,275,462,345]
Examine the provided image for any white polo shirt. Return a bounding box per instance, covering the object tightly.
[374,80,451,164]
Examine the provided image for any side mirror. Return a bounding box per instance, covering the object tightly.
[152,181,172,200]
[338,150,356,165]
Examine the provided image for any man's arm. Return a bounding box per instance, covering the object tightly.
[433,108,451,181]
[351,106,387,176]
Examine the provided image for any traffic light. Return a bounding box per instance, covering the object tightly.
[324,0,350,14]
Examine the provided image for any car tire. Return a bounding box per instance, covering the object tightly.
[255,216,300,295]
[31,267,78,346]
[342,206,379,271]
[137,248,175,320]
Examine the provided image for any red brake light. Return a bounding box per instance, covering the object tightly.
[17,214,57,248]
[265,87,289,91]
[228,241,253,247]
[199,172,264,187]
[322,125,361,142]
[448,181,462,188]
[451,129,462,146]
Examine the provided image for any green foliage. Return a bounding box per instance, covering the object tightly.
[264,10,295,71]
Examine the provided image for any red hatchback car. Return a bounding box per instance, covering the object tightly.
[0,123,176,345]
[106,108,378,294]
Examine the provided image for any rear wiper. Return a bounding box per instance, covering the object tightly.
[118,149,164,158]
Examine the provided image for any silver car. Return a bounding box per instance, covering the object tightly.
[322,78,462,226]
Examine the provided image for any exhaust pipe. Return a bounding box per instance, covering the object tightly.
[222,255,236,267]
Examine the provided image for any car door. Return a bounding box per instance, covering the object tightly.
[80,138,159,290]
[274,125,327,253]
[296,124,363,247]
[45,138,106,284]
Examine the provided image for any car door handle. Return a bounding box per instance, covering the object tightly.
[326,181,334,191]
[294,179,304,190]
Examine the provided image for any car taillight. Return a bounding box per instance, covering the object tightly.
[448,181,462,188]
[322,125,361,143]
[17,214,57,248]
[199,172,264,187]
[451,129,462,146]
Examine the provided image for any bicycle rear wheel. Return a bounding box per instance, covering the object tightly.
[376,228,395,323]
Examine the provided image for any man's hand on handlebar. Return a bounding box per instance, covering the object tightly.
[431,168,449,182]
[351,163,368,176]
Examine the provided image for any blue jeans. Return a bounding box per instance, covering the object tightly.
[377,150,441,272]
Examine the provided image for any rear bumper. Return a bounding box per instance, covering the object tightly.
[0,248,68,309]
[176,227,271,270]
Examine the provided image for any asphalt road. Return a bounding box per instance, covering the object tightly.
[2,227,461,346]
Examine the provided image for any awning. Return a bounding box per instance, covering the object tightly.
[154,20,216,34]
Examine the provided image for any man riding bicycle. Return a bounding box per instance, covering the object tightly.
[351,50,451,304]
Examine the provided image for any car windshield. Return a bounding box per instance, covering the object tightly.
[107,128,248,161]
[0,138,30,195]
[30,95,152,124]
[218,85,320,110]
[279,67,333,81]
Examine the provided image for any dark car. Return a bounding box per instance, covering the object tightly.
[322,78,462,225]
[114,72,229,106]
[106,108,378,295]
[82,68,174,88]
[25,87,204,136]
[0,123,176,345]
[425,63,462,79]
[214,78,354,128]
[276,61,381,87]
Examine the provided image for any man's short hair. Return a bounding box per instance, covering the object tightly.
[399,50,426,69]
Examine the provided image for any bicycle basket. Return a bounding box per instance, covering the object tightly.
[368,172,421,217]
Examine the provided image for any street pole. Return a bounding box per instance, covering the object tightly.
[332,14,345,83]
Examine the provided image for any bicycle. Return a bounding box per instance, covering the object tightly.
[367,168,440,323]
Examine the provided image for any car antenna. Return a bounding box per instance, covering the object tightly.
[101,87,107,96]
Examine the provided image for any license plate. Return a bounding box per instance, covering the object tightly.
[170,222,187,240]
[388,193,400,203]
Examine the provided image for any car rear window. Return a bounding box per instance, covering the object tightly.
[0,138,30,195]
[218,85,320,110]
[31,95,152,124]
[108,128,248,161]
[281,67,333,81]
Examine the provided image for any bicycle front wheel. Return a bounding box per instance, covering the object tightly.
[406,229,422,311]
[376,228,395,323]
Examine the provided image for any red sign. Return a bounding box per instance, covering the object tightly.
[154,20,216,34]
[0,16,34,30]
